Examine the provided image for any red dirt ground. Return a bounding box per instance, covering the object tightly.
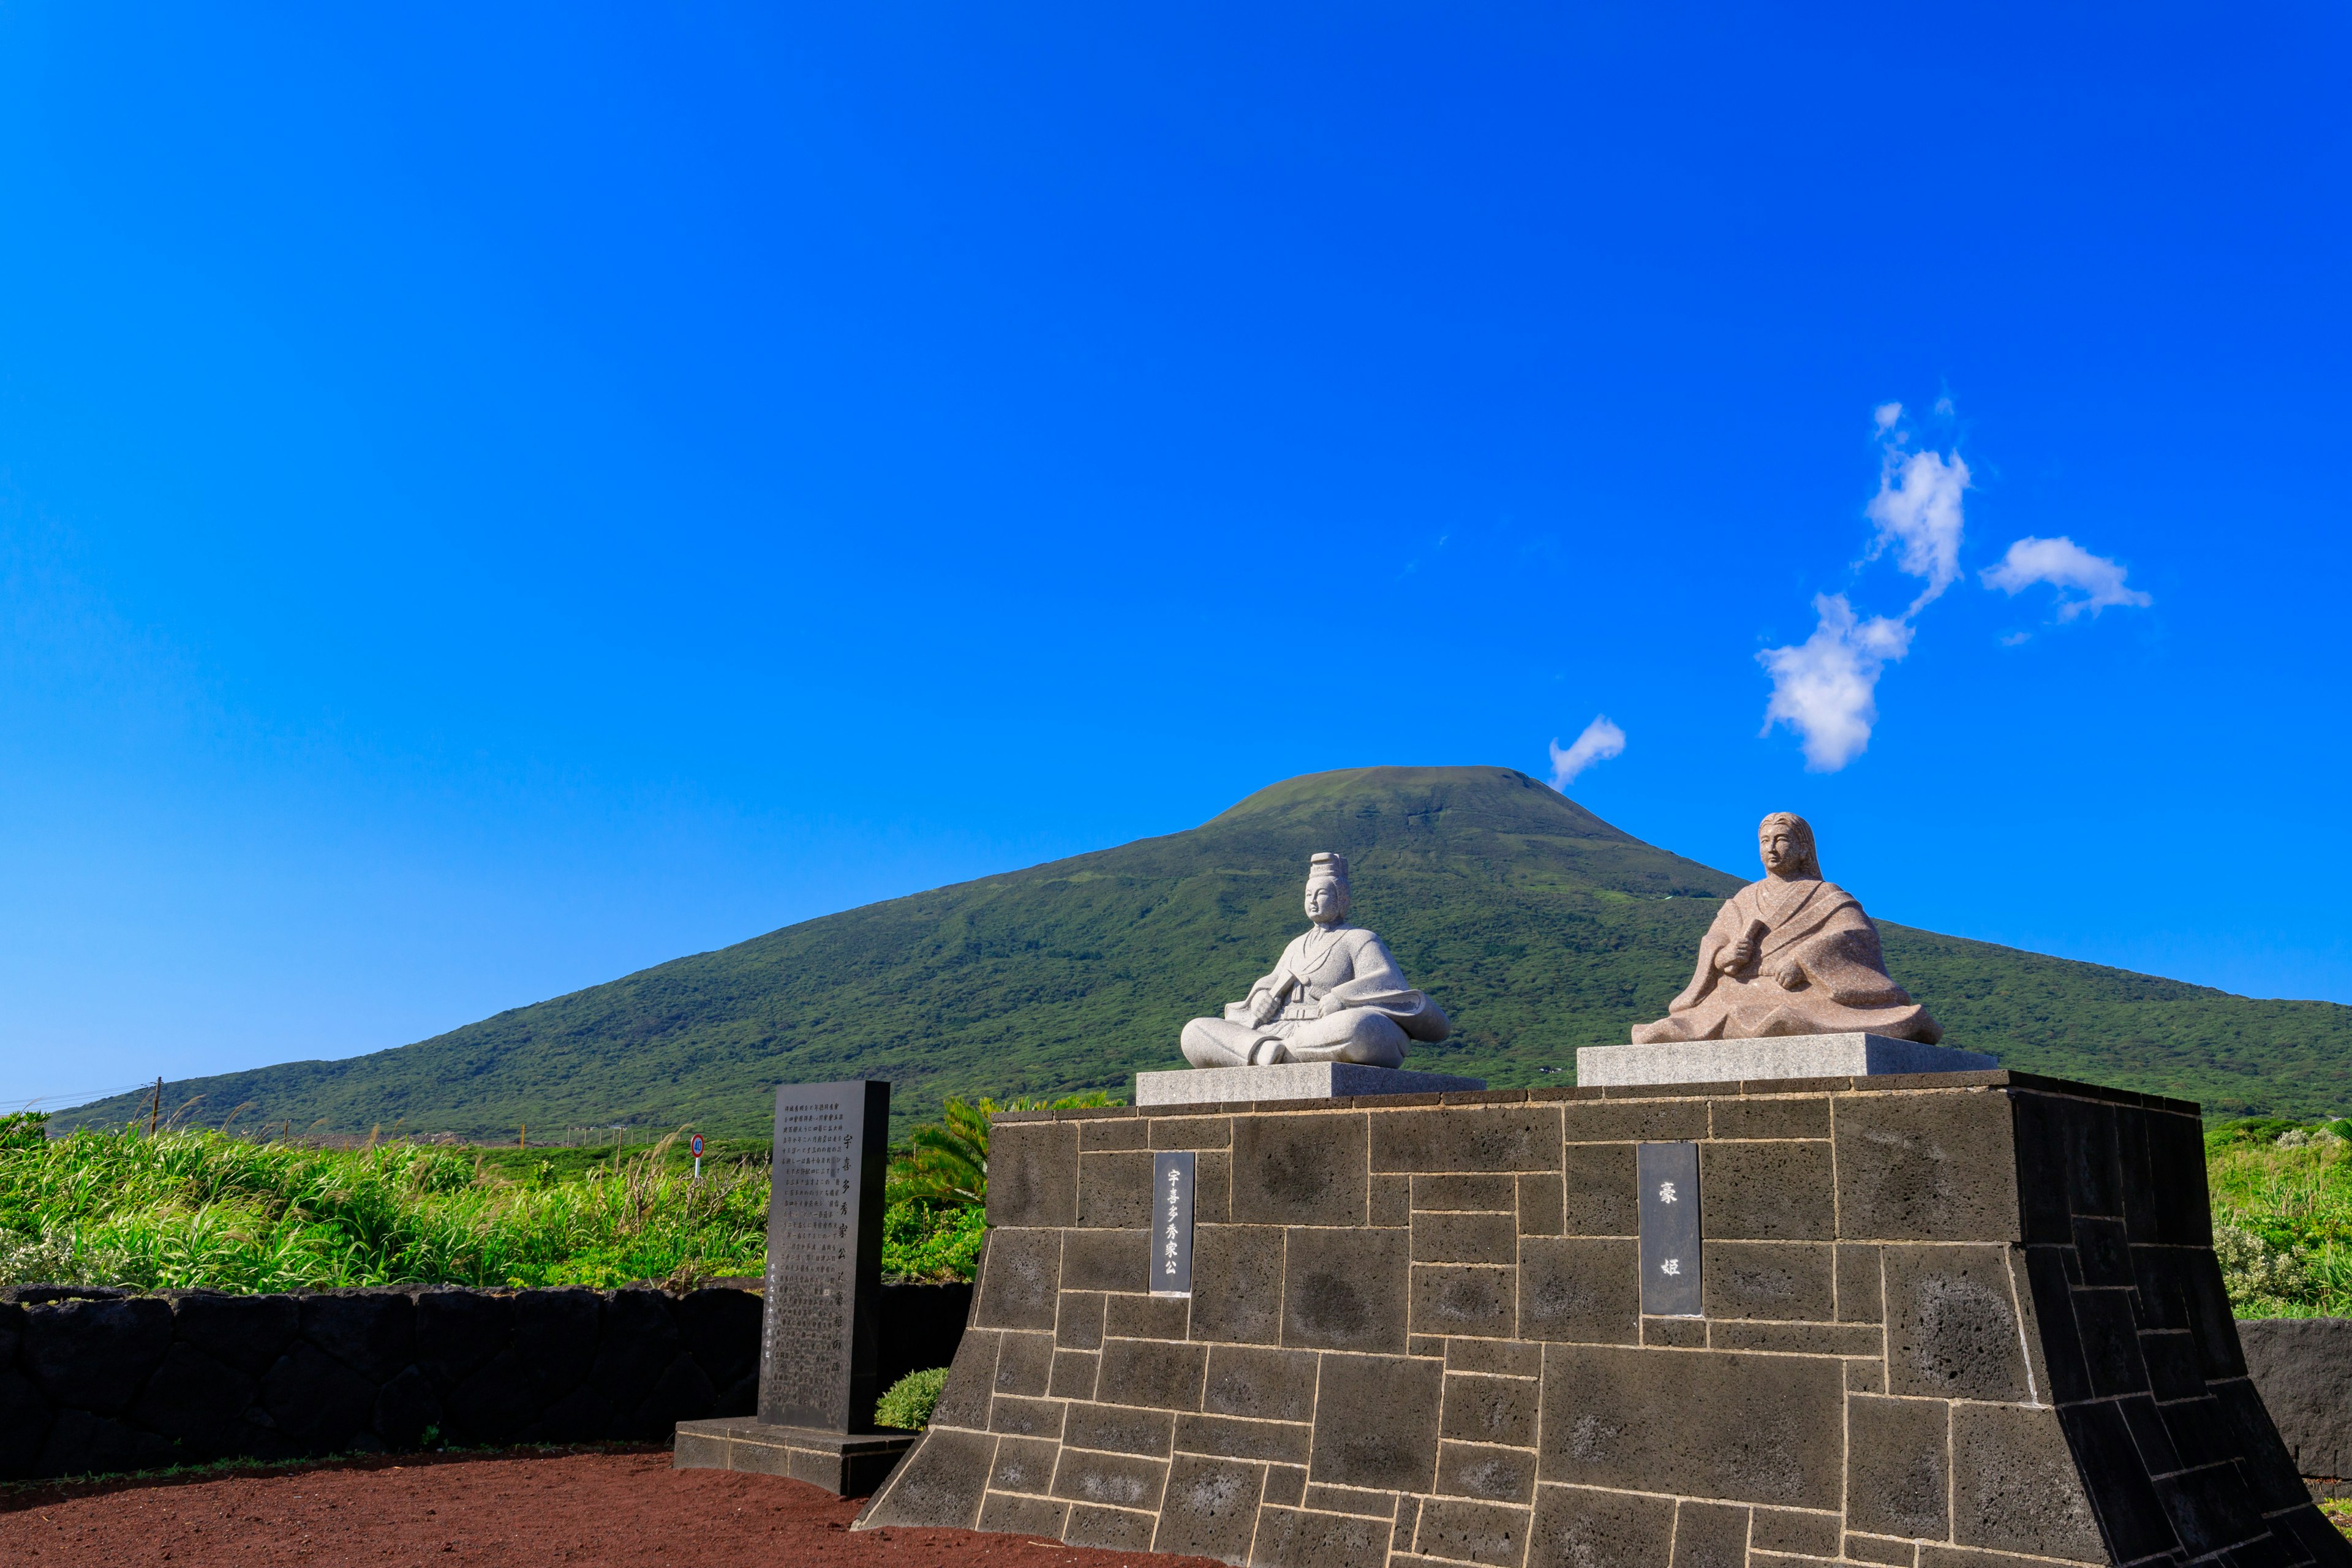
[0,1447,1227,1568]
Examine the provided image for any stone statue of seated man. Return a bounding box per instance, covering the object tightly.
[1630,812,1940,1045]
[1180,853,1451,1069]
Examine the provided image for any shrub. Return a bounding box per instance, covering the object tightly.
[874,1366,950,1431]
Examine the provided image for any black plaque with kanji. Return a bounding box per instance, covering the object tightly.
[1637,1140,1702,1317]
[1152,1151,1195,1296]
[757,1079,890,1432]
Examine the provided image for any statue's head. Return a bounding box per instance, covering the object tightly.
[1303,852,1352,925]
[1757,813,1820,880]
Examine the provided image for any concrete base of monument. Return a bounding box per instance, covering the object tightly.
[1134,1061,1485,1106]
[672,1418,915,1496]
[1575,1030,1997,1086]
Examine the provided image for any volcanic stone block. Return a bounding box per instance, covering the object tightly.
[374,1364,443,1449]
[1528,1483,1676,1568]
[630,1354,717,1437]
[513,1288,601,1403]
[1703,1241,1834,1321]
[1699,1140,1836,1241]
[978,1491,1068,1537]
[414,1287,512,1386]
[168,1291,298,1379]
[1310,1351,1442,1493]
[1059,1228,1148,1295]
[262,1340,380,1449]
[1202,1344,1318,1423]
[1844,1393,1950,1540]
[676,1285,765,1392]
[1441,1372,1539,1449]
[1153,1453,1265,1562]
[1883,1245,2032,1402]
[0,1368,52,1476]
[23,1296,173,1414]
[592,1289,684,1417]
[1177,1412,1310,1463]
[930,1330,997,1429]
[1951,1402,2107,1562]
[1233,1114,1367,1226]
[989,1395,1066,1439]
[861,1426,996,1528]
[1834,1243,1885,1323]
[994,1330,1053,1397]
[1560,1099,1706,1144]
[1834,1089,2019,1242]
[975,1230,1062,1331]
[1189,1226,1283,1344]
[1437,1441,1536,1503]
[2241,1317,2352,1483]
[301,1291,416,1382]
[1710,1094,1830,1141]
[990,1433,1061,1494]
[1414,1174,1516,1211]
[37,1407,172,1478]
[1517,1237,1638,1344]
[1537,1344,1844,1509]
[1080,1115,1148,1151]
[1283,1226,1408,1353]
[1669,1500,1751,1568]
[127,1343,255,1450]
[990,1121,1079,1229]
[1411,1265,1515,1340]
[1415,1497,1531,1566]
[1077,1152,1151,1229]
[1095,1338,1206,1411]
[1050,1446,1169,1511]
[1251,1505,1395,1568]
[1412,1209,1518,1264]
[1106,1292,1188,1340]
[1066,1503,1158,1550]
[1048,1350,1098,1400]
[1055,1291,1105,1350]
[1517,1174,1564,1237]
[1559,1144,1637,1236]
[1373,1107,1561,1174]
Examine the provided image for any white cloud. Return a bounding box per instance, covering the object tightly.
[1866,442,1971,611]
[1548,715,1626,789]
[1757,594,1915,772]
[1981,535,2152,620]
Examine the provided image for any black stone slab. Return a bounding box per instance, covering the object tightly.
[1637,1142,1702,1317]
[757,1079,891,1433]
[1153,1152,1196,1297]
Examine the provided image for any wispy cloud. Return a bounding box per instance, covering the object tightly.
[1757,595,1914,771]
[1866,443,1971,612]
[1982,535,2152,620]
[1548,715,1626,789]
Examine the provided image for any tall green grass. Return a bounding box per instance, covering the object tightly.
[0,1110,983,1292]
[2206,1118,2352,1317]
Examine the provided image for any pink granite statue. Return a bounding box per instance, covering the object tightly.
[1630,813,1941,1045]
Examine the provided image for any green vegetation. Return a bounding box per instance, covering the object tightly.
[2206,1116,2352,1318]
[874,1366,950,1431]
[0,1112,770,1292]
[54,767,2352,1142]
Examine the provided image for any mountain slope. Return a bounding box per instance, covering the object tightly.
[62,766,2352,1136]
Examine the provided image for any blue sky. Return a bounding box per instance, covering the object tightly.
[1,2,2346,1108]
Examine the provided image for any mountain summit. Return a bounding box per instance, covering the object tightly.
[64,766,2352,1135]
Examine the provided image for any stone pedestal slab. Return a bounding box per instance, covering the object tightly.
[673,1417,913,1495]
[856,1071,2347,1566]
[1576,1030,1996,1086]
[1134,1062,1485,1106]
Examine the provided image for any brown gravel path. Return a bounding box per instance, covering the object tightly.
[0,1448,1225,1568]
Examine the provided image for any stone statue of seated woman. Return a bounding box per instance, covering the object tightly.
[1630,812,1940,1044]
[1179,853,1451,1068]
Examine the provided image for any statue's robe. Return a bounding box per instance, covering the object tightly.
[1180,923,1450,1068]
[1629,876,1940,1045]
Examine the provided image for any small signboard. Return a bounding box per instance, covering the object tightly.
[1637,1142,1702,1317]
[690,1134,705,1157]
[1152,1151,1196,1297]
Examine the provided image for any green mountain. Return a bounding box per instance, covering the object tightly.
[61,766,2352,1138]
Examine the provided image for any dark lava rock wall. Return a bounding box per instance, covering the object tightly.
[0,1280,968,1480]
[858,1074,2345,1567]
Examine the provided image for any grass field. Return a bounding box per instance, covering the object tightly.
[9,1106,2352,1314]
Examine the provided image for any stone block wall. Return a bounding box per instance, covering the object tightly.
[2241,1319,2352,1499]
[857,1072,2348,1567]
[0,1279,968,1481]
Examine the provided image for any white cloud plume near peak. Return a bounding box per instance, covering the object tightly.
[1548,715,1626,790]
[1865,430,1971,612]
[1982,535,2152,620]
[1756,594,1915,772]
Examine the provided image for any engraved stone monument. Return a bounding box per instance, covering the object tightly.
[673,1079,914,1494]
[1581,812,1997,1085]
[1137,852,1485,1105]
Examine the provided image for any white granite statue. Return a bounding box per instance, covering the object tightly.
[1179,853,1450,1069]
[1629,812,1940,1045]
